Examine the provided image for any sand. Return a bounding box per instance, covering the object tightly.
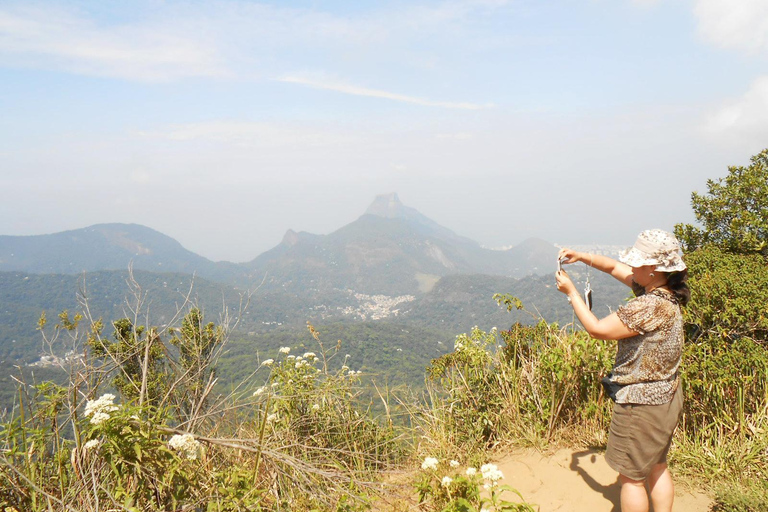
[494,448,712,511]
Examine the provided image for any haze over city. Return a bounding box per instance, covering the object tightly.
[1,0,766,262]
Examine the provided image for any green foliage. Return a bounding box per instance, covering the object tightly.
[424,322,614,453]
[88,318,168,405]
[669,246,768,507]
[169,308,224,418]
[675,148,768,256]
[667,149,768,510]
[682,246,768,343]
[711,480,768,512]
[493,293,523,312]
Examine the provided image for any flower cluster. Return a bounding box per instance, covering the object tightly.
[420,457,505,488]
[480,463,504,487]
[279,347,291,354]
[168,433,200,460]
[84,394,119,426]
[83,439,101,452]
[421,456,439,470]
[417,456,520,511]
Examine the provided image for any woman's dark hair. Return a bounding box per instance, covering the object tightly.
[666,269,690,306]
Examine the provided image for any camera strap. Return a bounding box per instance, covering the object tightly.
[584,255,593,311]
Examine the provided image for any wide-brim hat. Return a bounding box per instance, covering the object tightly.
[619,229,686,272]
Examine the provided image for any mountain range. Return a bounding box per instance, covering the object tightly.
[1,193,558,295]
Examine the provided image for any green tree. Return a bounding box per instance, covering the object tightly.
[169,308,223,420]
[669,148,768,475]
[88,318,169,406]
[675,148,768,256]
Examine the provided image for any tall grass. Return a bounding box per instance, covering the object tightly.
[419,322,614,457]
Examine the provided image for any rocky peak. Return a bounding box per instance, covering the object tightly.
[365,193,409,219]
[281,229,300,247]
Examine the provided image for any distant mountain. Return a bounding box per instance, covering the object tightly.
[1,224,213,275]
[247,193,559,295]
[0,223,254,286]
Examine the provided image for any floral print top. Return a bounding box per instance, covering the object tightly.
[611,288,684,405]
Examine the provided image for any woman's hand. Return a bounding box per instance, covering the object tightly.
[557,248,582,265]
[555,268,578,297]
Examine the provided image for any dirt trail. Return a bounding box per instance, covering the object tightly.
[495,448,711,511]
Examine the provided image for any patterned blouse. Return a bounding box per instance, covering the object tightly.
[611,288,684,405]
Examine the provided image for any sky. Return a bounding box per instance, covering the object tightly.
[1,0,767,262]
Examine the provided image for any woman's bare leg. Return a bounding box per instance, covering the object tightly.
[647,463,674,512]
[619,474,649,512]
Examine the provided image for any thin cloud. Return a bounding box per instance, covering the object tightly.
[278,76,493,110]
[694,0,768,53]
[706,75,768,139]
[137,120,357,148]
[0,5,226,81]
[0,1,518,84]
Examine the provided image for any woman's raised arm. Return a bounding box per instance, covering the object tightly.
[558,249,633,287]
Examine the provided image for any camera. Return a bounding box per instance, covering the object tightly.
[557,256,566,273]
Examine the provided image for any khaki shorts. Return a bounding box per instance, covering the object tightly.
[605,385,683,481]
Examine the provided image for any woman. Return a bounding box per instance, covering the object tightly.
[555,229,689,512]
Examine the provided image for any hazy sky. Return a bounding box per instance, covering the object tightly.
[1,0,766,262]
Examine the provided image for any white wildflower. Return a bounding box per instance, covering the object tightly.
[450,460,460,468]
[441,476,453,487]
[421,457,439,470]
[90,412,110,425]
[83,439,101,451]
[341,365,349,372]
[287,355,296,361]
[312,404,320,411]
[169,433,200,460]
[480,463,504,484]
[466,467,477,476]
[303,352,316,359]
[84,394,119,426]
[253,386,266,397]
[279,347,290,354]
[266,413,278,423]
[260,359,274,367]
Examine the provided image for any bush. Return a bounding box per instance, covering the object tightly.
[422,321,614,455]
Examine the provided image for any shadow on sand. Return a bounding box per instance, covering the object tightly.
[570,450,621,512]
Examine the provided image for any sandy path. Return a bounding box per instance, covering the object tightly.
[495,448,711,511]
